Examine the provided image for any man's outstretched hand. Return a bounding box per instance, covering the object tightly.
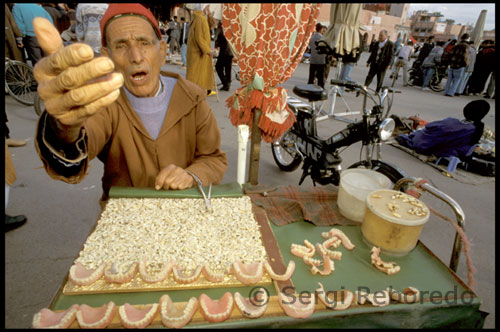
[33,17,124,130]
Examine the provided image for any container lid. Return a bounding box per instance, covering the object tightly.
[366,189,430,226]
[340,169,391,199]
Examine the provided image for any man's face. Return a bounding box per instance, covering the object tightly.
[378,31,386,42]
[101,16,167,98]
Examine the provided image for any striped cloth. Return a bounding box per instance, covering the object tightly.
[248,185,358,226]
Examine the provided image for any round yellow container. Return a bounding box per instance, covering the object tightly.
[361,189,430,256]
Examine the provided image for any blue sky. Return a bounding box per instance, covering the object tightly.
[408,3,495,30]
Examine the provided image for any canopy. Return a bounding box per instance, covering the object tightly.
[221,4,320,143]
[321,4,362,58]
[470,10,487,50]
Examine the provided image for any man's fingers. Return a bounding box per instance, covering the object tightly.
[155,165,176,190]
[56,89,121,126]
[44,72,123,113]
[34,43,95,81]
[48,57,116,92]
[33,17,63,56]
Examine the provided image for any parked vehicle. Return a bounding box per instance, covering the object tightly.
[271,79,407,186]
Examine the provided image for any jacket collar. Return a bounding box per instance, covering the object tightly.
[116,71,206,140]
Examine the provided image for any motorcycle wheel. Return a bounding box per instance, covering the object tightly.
[429,74,447,92]
[271,131,302,172]
[347,160,408,191]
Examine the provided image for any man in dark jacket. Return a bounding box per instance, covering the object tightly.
[215,24,234,91]
[364,30,394,92]
[414,35,435,69]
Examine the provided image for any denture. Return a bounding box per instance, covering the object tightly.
[68,262,106,286]
[316,282,353,310]
[138,260,174,283]
[104,262,138,283]
[198,292,234,323]
[159,294,198,329]
[263,260,295,281]
[118,303,158,329]
[232,261,264,285]
[277,287,315,319]
[76,302,116,329]
[201,264,226,283]
[32,304,79,329]
[172,265,203,284]
[234,288,268,318]
[370,247,401,275]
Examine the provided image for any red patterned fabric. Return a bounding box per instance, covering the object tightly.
[222,4,320,143]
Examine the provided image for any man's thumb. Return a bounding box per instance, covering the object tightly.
[33,17,63,55]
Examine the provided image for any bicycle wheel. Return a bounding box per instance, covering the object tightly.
[429,74,447,92]
[5,60,37,106]
[391,66,399,87]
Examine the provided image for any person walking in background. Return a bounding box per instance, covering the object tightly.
[421,40,445,90]
[186,4,215,95]
[443,33,470,97]
[12,3,53,65]
[466,40,495,96]
[5,142,28,232]
[390,40,413,86]
[75,3,109,56]
[390,36,402,69]
[179,16,190,68]
[456,40,477,96]
[364,29,394,92]
[5,4,24,62]
[168,16,181,55]
[308,23,326,88]
[215,24,234,91]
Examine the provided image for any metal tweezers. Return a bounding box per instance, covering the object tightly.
[186,170,212,213]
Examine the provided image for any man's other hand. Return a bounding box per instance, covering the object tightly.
[155,165,195,190]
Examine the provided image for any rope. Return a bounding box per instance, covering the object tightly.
[404,178,476,289]
[427,205,477,289]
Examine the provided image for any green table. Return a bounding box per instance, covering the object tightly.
[49,184,486,328]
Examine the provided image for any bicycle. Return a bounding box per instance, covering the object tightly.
[5,57,38,106]
[390,61,405,87]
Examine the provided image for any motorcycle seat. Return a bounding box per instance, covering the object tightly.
[293,84,328,102]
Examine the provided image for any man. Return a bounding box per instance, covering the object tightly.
[5,4,24,62]
[421,41,445,90]
[395,100,490,159]
[443,33,470,97]
[456,40,476,96]
[215,24,234,91]
[390,40,413,86]
[179,16,190,68]
[364,30,394,93]
[12,3,53,65]
[42,3,70,34]
[75,3,109,56]
[167,16,181,55]
[414,35,435,69]
[186,4,215,95]
[5,142,28,232]
[467,39,495,96]
[307,23,326,88]
[32,4,227,203]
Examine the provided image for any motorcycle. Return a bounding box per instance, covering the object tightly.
[271,79,407,187]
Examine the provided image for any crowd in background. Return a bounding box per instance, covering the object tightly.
[305,20,495,100]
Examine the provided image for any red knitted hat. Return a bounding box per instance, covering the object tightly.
[100,3,161,47]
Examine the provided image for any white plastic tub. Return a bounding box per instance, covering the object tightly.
[337,169,392,222]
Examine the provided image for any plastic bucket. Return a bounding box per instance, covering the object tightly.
[337,169,392,222]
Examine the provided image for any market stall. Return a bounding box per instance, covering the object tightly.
[36,182,485,328]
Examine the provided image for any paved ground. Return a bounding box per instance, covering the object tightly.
[5,52,495,328]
